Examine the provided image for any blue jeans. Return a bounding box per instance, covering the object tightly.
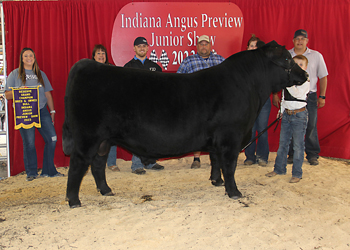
[245,98,271,163]
[274,109,308,178]
[19,106,58,177]
[107,146,117,167]
[305,92,320,160]
[288,93,320,160]
[131,155,156,171]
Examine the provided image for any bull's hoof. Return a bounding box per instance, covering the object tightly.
[226,191,243,199]
[211,179,224,186]
[103,191,115,196]
[229,195,242,200]
[68,200,82,208]
[70,204,82,208]
[97,187,113,196]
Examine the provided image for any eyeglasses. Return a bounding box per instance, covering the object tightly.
[294,37,307,41]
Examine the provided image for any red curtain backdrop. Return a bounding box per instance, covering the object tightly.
[3,0,350,176]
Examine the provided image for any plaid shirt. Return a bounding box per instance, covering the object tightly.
[176,52,225,74]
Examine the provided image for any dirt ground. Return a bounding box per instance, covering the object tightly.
[0,153,349,250]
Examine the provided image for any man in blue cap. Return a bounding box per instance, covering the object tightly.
[124,37,164,174]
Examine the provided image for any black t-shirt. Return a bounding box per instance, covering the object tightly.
[124,58,162,72]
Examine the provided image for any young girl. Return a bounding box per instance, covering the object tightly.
[5,48,63,181]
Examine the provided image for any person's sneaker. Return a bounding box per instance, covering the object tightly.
[308,158,319,165]
[190,161,201,169]
[37,174,49,178]
[244,159,254,165]
[108,165,120,172]
[287,156,293,164]
[258,160,268,167]
[132,168,146,175]
[26,176,36,181]
[51,173,65,177]
[150,163,164,170]
[289,177,301,183]
[265,171,278,177]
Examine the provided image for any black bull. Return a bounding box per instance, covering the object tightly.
[63,41,307,208]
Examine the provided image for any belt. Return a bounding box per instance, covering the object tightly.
[285,107,306,115]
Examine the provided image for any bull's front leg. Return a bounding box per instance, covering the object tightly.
[91,154,113,196]
[66,152,90,208]
[221,151,242,199]
[209,152,224,186]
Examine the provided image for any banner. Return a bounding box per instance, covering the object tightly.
[12,86,41,130]
[111,2,244,71]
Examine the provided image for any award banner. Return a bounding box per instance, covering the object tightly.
[12,86,41,129]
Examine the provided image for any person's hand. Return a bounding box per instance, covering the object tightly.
[317,98,325,108]
[277,111,283,119]
[272,93,280,108]
[51,113,55,124]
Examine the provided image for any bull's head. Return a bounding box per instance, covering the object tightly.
[261,41,308,93]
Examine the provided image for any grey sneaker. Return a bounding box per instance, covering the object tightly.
[308,158,319,165]
[132,168,146,175]
[190,161,201,169]
[150,163,164,170]
[26,176,36,181]
[244,159,254,165]
[37,174,49,178]
[258,160,268,167]
[51,173,65,177]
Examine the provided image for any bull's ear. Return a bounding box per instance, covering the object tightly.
[268,40,279,47]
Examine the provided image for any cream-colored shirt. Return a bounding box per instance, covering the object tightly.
[281,80,310,114]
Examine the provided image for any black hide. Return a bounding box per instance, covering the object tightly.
[63,41,308,207]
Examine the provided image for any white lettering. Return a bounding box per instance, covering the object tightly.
[150,32,184,47]
[234,17,243,27]
[201,13,243,28]
[166,13,198,32]
[121,12,161,28]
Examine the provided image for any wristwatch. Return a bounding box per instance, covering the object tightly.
[319,96,326,99]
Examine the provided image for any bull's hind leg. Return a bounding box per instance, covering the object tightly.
[66,152,90,208]
[91,154,113,196]
[209,152,224,186]
[221,151,242,199]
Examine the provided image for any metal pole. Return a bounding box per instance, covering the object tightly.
[1,3,10,178]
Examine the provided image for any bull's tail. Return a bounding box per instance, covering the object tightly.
[62,59,95,155]
[62,95,74,155]
[62,62,79,156]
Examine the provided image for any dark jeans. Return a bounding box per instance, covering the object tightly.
[107,145,117,167]
[19,106,58,177]
[245,98,271,163]
[289,92,320,160]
